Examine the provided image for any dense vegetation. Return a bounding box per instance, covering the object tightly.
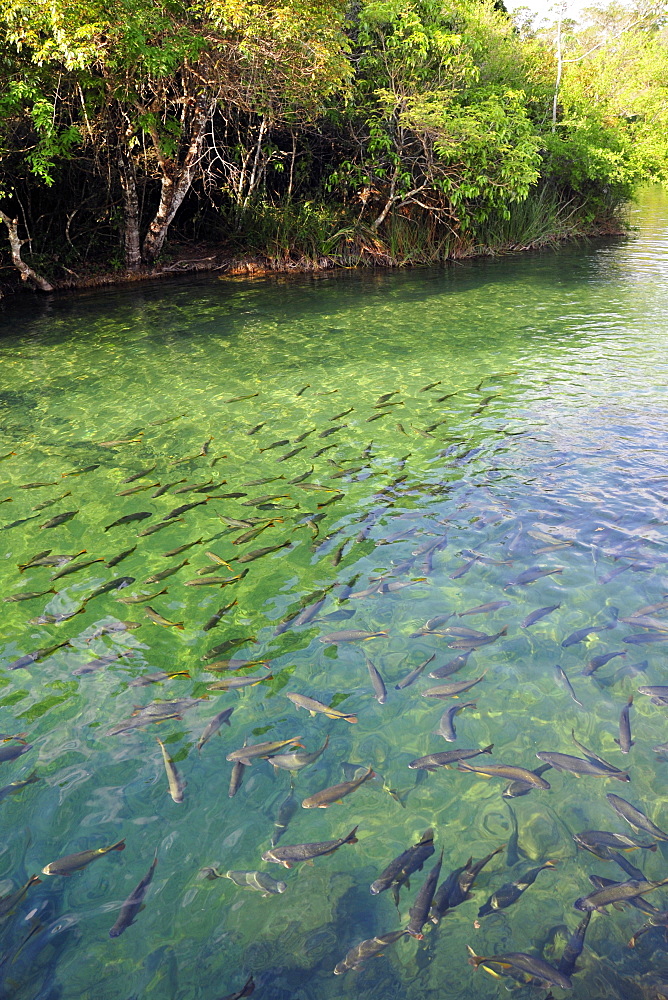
[0,0,666,293]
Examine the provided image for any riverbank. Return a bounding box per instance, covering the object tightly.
[0,210,627,301]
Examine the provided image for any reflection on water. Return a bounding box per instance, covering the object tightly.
[0,188,667,999]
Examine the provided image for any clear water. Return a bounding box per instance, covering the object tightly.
[0,189,667,1000]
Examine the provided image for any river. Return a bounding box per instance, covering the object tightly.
[0,188,666,1000]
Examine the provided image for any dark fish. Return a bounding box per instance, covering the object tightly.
[477,861,557,917]
[319,629,387,643]
[203,600,238,632]
[535,751,629,780]
[575,877,668,912]
[0,874,42,920]
[506,803,526,867]
[157,739,185,803]
[637,684,668,704]
[467,947,571,991]
[40,511,78,529]
[159,538,203,558]
[86,576,135,601]
[224,393,259,403]
[582,650,626,676]
[61,463,100,476]
[138,518,184,536]
[144,559,189,585]
[4,589,56,603]
[72,652,128,676]
[3,515,40,530]
[246,422,266,435]
[311,445,336,458]
[395,654,435,690]
[162,500,207,520]
[207,674,272,691]
[554,664,583,707]
[42,839,126,875]
[370,828,434,896]
[117,482,159,496]
[227,738,304,765]
[0,742,32,763]
[286,693,357,723]
[504,566,563,588]
[365,656,387,704]
[0,770,39,802]
[302,766,375,808]
[606,794,668,842]
[8,641,70,670]
[459,601,511,617]
[203,635,256,660]
[429,651,472,679]
[272,780,298,847]
[407,850,443,938]
[109,854,158,937]
[408,745,494,771]
[107,546,137,567]
[431,846,504,922]
[521,605,560,628]
[259,439,290,452]
[624,632,668,644]
[435,701,477,741]
[447,627,508,650]
[571,731,630,774]
[185,571,247,587]
[615,696,634,753]
[172,479,215,494]
[557,912,591,977]
[121,465,157,484]
[278,446,306,462]
[229,759,247,798]
[460,760,550,789]
[104,512,151,531]
[205,658,268,672]
[51,557,105,580]
[116,586,167,604]
[237,541,291,563]
[502,763,553,799]
[262,826,359,868]
[319,425,346,437]
[422,674,486,698]
[31,491,72,511]
[333,930,406,975]
[573,829,656,859]
[270,735,330,771]
[151,480,186,497]
[19,481,58,489]
[449,558,477,579]
[17,549,53,572]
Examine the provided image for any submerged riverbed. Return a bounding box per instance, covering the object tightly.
[0,189,667,1000]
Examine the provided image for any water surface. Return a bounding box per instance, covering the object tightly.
[0,189,667,1000]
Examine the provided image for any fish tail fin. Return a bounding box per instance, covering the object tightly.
[111,840,126,852]
[419,829,434,845]
[345,825,359,845]
[29,875,43,887]
[467,945,482,968]
[628,694,634,705]
[482,744,494,754]
[649,844,658,852]
[545,860,558,868]
[345,715,358,724]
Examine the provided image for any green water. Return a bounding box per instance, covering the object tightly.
[0,189,667,1000]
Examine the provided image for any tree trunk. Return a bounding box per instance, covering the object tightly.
[141,101,213,265]
[0,211,54,291]
[117,147,142,271]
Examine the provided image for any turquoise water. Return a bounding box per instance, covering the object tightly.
[0,190,667,998]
